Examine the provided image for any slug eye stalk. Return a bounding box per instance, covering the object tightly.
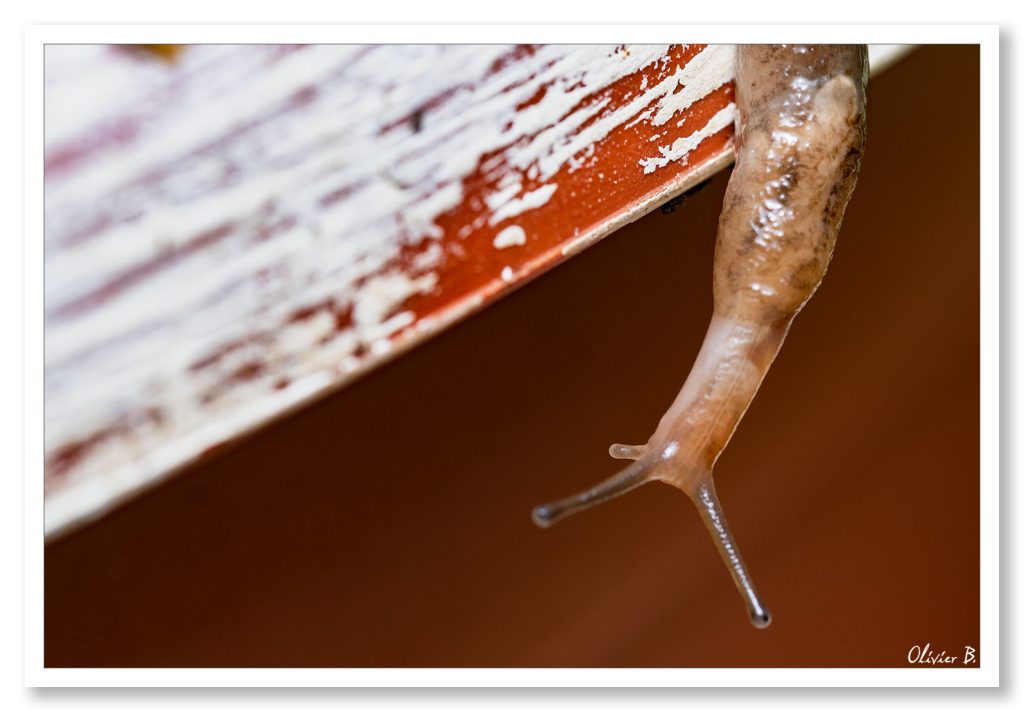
[532,44,868,630]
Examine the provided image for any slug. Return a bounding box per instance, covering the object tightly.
[532,45,868,629]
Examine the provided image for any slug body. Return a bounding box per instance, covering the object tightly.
[533,45,868,628]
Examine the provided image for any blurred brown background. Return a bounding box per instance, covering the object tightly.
[45,45,980,667]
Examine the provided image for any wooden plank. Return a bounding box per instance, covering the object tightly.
[43,43,909,536]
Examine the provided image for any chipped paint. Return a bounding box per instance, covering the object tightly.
[493,225,528,249]
[639,105,738,174]
[489,185,559,226]
[41,43,764,536]
[44,43,908,536]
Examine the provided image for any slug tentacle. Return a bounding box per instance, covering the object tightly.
[532,45,868,629]
[693,477,772,629]
[531,456,655,529]
[608,443,647,460]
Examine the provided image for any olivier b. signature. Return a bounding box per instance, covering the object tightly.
[907,643,977,666]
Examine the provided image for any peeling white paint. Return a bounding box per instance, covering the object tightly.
[489,184,559,226]
[41,43,755,536]
[639,104,738,174]
[493,225,528,249]
[484,180,524,212]
[353,273,438,327]
[649,45,735,127]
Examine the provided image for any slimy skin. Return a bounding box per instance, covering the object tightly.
[532,45,868,628]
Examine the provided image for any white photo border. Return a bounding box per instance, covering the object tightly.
[24,23,1000,688]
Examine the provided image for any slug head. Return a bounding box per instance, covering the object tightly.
[532,436,772,629]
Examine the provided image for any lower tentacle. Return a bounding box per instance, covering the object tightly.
[531,457,654,528]
[690,477,771,628]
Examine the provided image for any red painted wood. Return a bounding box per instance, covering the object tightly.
[44,43,738,535]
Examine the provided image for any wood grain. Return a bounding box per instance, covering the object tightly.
[44,43,739,536]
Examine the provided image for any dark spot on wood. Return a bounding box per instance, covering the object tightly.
[287,299,335,324]
[661,178,713,214]
[230,361,265,383]
[660,195,685,214]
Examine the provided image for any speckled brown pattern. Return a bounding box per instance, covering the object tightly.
[716,44,868,324]
[534,45,868,629]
